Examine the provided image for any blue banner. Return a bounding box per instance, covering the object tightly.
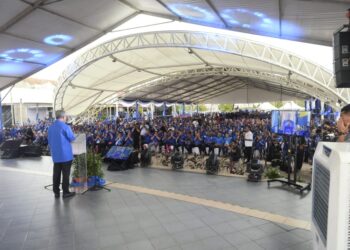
[134,101,140,119]
[106,146,133,160]
[297,111,310,127]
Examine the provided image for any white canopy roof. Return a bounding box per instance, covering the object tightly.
[52,29,348,120]
[2,78,55,104]
[279,101,304,110]
[257,102,277,111]
[1,0,349,91]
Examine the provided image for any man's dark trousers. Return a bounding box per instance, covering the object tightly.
[245,147,252,162]
[53,161,72,195]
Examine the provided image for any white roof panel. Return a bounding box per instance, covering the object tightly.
[0,0,138,90]
[7,9,100,48]
[44,0,136,30]
[1,0,348,94]
[121,0,173,16]
[0,0,27,27]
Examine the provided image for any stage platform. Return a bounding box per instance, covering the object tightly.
[0,156,312,250]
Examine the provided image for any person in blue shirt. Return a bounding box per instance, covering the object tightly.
[184,131,193,154]
[142,130,152,146]
[177,131,187,154]
[165,130,176,153]
[223,133,232,156]
[124,131,134,147]
[230,129,237,142]
[115,132,125,146]
[151,130,161,153]
[10,127,18,139]
[203,131,214,155]
[214,132,224,156]
[48,110,76,199]
[193,132,203,155]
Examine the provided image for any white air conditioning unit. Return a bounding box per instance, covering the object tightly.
[312,142,350,250]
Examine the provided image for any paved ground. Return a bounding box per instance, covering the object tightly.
[104,167,312,221]
[0,156,313,250]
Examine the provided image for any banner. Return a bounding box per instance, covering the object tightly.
[106,146,133,160]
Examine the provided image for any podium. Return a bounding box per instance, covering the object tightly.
[71,134,88,193]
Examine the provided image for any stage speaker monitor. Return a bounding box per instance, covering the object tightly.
[334,28,350,88]
[0,140,22,159]
[21,145,42,157]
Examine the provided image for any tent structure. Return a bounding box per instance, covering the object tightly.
[257,102,277,111]
[0,0,349,92]
[51,28,349,122]
[279,101,304,110]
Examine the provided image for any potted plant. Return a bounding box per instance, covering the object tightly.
[264,167,281,179]
[71,154,86,187]
[87,149,105,187]
[71,150,105,187]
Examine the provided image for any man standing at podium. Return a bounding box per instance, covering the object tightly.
[48,110,76,198]
[337,104,350,142]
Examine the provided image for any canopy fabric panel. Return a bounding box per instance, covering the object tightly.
[122,0,348,45]
[1,0,347,91]
[279,101,304,110]
[207,86,302,104]
[257,102,277,111]
[52,30,346,117]
[0,0,138,90]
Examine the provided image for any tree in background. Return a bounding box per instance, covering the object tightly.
[198,104,208,112]
[272,101,283,108]
[295,100,305,108]
[218,104,234,112]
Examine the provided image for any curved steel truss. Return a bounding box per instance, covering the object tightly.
[54,30,348,117]
[74,67,311,124]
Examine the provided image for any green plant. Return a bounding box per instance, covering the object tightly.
[198,104,208,112]
[71,154,86,178]
[72,150,104,179]
[87,150,104,178]
[218,104,234,112]
[264,167,281,179]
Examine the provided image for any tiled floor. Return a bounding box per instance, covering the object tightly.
[0,157,313,250]
[104,165,312,221]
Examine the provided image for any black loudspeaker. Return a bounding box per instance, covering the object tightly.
[107,151,139,171]
[334,30,350,88]
[20,145,42,157]
[0,140,22,159]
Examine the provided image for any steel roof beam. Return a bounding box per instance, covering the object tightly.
[177,78,240,101]
[151,76,228,100]
[194,83,247,103]
[205,0,230,28]
[1,0,45,32]
[186,79,241,101]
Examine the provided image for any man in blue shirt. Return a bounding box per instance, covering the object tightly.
[48,110,76,199]
[214,133,224,156]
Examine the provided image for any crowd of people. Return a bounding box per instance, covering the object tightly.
[2,109,345,170]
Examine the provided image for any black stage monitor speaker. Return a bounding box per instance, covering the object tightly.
[334,29,350,88]
[0,140,22,159]
[20,145,42,157]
